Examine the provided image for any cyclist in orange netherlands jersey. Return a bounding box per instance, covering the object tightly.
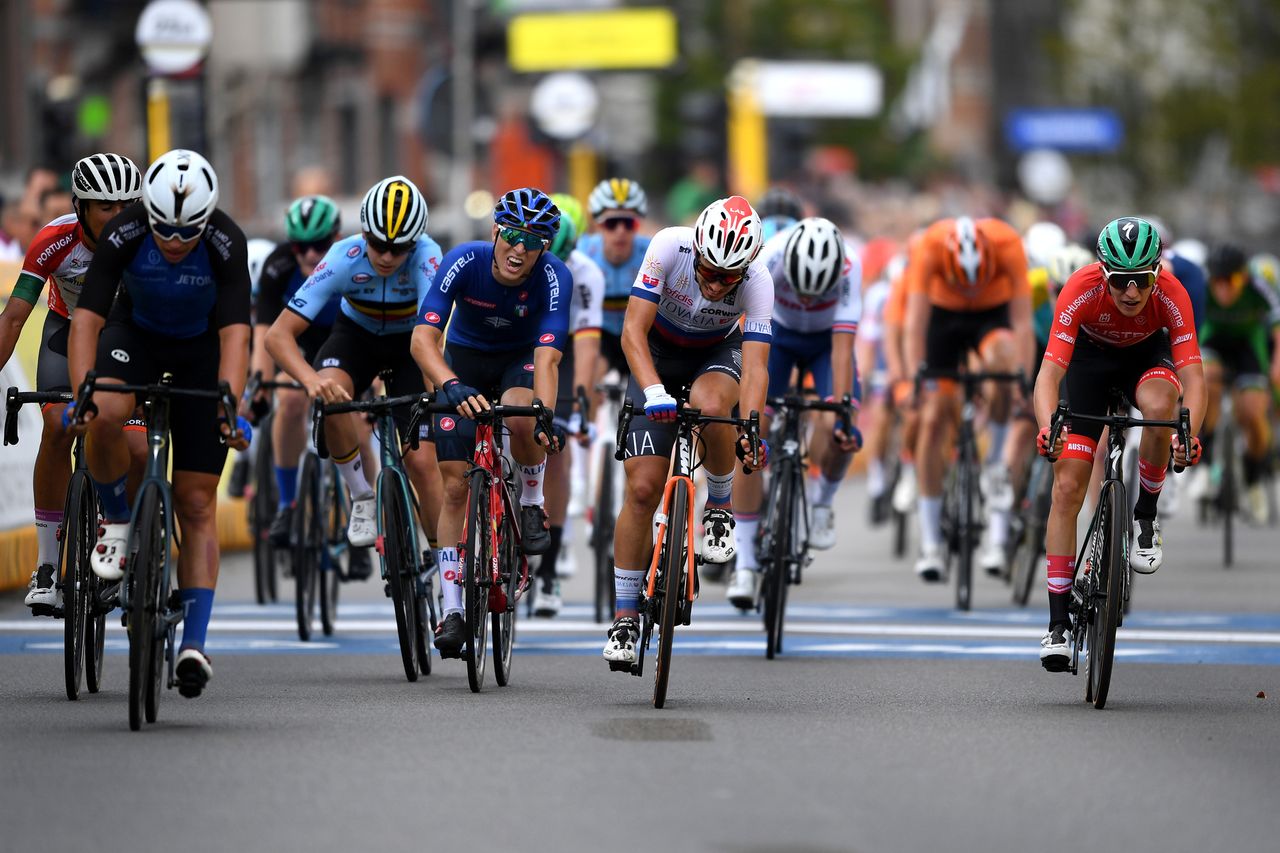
[1033,217,1205,670]
[903,217,1035,583]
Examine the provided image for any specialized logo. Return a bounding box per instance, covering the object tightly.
[439,417,455,431]
[539,333,555,344]
[111,348,130,363]
[352,273,372,284]
[424,311,442,324]
[347,245,362,258]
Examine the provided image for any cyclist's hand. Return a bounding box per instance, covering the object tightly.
[536,418,567,454]
[891,379,915,410]
[306,375,351,404]
[643,384,678,423]
[833,422,862,453]
[1172,433,1202,467]
[61,400,95,433]
[566,411,595,446]
[737,435,769,473]
[1037,425,1066,461]
[219,415,253,451]
[442,378,488,419]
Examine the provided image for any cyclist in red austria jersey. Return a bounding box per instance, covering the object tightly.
[1033,217,1205,669]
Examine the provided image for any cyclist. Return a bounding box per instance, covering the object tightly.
[65,149,252,698]
[0,153,144,614]
[727,217,862,608]
[533,195,605,617]
[411,187,570,654]
[856,251,904,524]
[265,176,443,563]
[577,177,650,378]
[757,185,805,241]
[904,216,1034,582]
[1034,217,1205,670]
[1195,245,1280,523]
[602,196,772,668]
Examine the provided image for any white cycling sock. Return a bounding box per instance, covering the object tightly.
[989,508,1010,548]
[868,458,887,497]
[438,547,462,616]
[35,509,62,568]
[518,459,546,507]
[809,473,841,508]
[733,514,760,571]
[334,447,373,501]
[985,421,1009,467]
[919,496,943,550]
[705,470,733,507]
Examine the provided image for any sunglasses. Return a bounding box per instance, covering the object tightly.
[695,259,745,286]
[498,227,548,252]
[150,220,205,243]
[1102,266,1157,291]
[600,216,637,232]
[291,238,334,257]
[365,235,413,256]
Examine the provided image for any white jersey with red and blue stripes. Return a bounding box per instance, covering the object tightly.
[629,226,772,348]
[759,227,862,335]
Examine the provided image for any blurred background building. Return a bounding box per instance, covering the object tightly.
[2,0,1278,249]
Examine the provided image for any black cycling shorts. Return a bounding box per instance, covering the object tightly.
[925,304,1011,372]
[93,320,226,475]
[312,313,425,441]
[1065,332,1177,443]
[432,344,535,463]
[622,331,742,460]
[600,331,628,377]
[1203,334,1267,388]
[37,311,71,393]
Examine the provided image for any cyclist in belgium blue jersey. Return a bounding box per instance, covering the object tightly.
[411,187,570,656]
[577,177,650,377]
[266,177,444,557]
[66,149,251,699]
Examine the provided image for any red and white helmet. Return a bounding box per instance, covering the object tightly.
[693,196,763,271]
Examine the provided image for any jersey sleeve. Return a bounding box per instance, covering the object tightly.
[205,211,252,329]
[534,255,572,351]
[570,252,604,336]
[288,243,349,325]
[78,208,147,319]
[417,243,473,333]
[1250,270,1280,328]
[832,246,863,335]
[412,236,444,310]
[629,228,676,306]
[1043,273,1089,368]
[741,262,774,344]
[14,219,77,304]
[1154,275,1202,369]
[993,224,1031,299]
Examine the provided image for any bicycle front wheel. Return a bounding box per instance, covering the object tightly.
[761,464,794,660]
[319,466,344,637]
[463,471,491,693]
[592,444,616,624]
[379,472,419,683]
[653,478,690,709]
[293,453,321,642]
[128,485,165,731]
[492,508,522,686]
[1087,479,1126,709]
[954,450,976,612]
[62,473,94,700]
[251,415,277,605]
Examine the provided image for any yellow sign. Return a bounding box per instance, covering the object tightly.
[508,8,677,72]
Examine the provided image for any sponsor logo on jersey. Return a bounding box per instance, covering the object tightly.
[539,333,555,344]
[1136,315,1147,325]
[678,245,691,254]
[1099,313,1111,323]
[174,273,212,287]
[347,245,362,258]
[1172,332,1192,345]
[641,274,660,288]
[311,268,334,283]
[352,273,371,283]
[1068,442,1092,453]
[1054,330,1074,344]
[110,348,130,363]
[1058,312,1071,326]
[464,296,496,309]
[322,358,340,368]
[35,233,75,267]
[666,289,693,308]
[700,306,738,318]
[523,363,535,372]
[315,261,327,272]
[289,297,306,310]
[439,417,455,431]
[437,251,475,293]
[424,311,442,324]
[484,316,512,329]
[514,304,529,318]
[518,291,528,301]
[148,250,163,266]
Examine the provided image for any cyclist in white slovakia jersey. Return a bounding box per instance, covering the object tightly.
[603,196,772,668]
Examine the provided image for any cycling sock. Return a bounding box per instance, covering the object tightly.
[705,470,733,508]
[1135,458,1166,519]
[1046,554,1075,597]
[868,458,887,497]
[613,566,645,618]
[93,474,131,523]
[334,447,372,501]
[34,508,63,567]
[540,526,563,587]
[809,473,842,508]
[918,496,943,549]
[274,465,298,510]
[985,421,1009,466]
[1048,592,1072,630]
[988,508,1009,548]
[178,587,215,652]
[733,513,760,571]
[1244,453,1267,486]
[438,547,462,616]
[518,459,546,507]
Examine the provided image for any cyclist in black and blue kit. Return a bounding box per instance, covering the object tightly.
[265,176,444,558]
[66,149,252,699]
[411,187,570,656]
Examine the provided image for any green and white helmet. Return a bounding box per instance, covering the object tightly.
[285,195,340,243]
[549,208,579,262]
[1096,217,1161,271]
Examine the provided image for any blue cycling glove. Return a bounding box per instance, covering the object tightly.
[442,378,481,410]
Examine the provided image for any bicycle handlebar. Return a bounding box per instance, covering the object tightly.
[612,398,762,471]
[244,370,306,425]
[1048,402,1193,472]
[915,366,1028,396]
[766,391,856,435]
[4,387,72,445]
[69,372,239,442]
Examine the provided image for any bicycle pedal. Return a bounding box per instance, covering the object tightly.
[437,648,463,660]
[30,604,59,618]
[608,660,633,673]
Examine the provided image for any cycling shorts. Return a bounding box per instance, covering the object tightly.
[767,323,833,399]
[432,344,535,463]
[1065,332,1177,443]
[296,323,331,367]
[93,320,226,475]
[37,311,71,393]
[313,313,424,441]
[622,332,741,460]
[599,331,628,377]
[1202,334,1268,390]
[925,303,1011,372]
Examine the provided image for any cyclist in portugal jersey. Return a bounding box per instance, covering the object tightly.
[66,149,252,699]
[601,196,771,669]
[1033,217,1206,671]
[0,154,144,614]
[411,188,570,656]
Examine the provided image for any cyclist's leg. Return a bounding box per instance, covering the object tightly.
[1200,347,1224,469]
[28,403,73,608]
[688,369,742,564]
[432,413,475,651]
[914,307,964,578]
[85,323,147,524]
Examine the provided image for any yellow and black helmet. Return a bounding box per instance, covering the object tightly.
[587,177,647,219]
[360,175,427,245]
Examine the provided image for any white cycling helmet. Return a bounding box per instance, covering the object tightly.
[1024,221,1067,269]
[1169,238,1208,269]
[783,217,846,298]
[1046,243,1095,291]
[246,238,276,297]
[142,149,218,232]
[360,175,427,245]
[72,153,142,202]
[693,195,763,271]
[587,177,647,218]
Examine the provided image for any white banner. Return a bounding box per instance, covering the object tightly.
[0,359,40,530]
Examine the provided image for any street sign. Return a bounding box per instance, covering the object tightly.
[508,8,677,72]
[751,61,883,118]
[1004,108,1124,153]
[530,72,599,140]
[135,0,212,76]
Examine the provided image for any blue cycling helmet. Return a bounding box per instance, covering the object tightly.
[494,187,561,242]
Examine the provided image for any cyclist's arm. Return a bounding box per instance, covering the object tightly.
[67,308,105,396]
[831,330,857,405]
[69,215,136,394]
[409,324,452,387]
[0,282,37,368]
[621,296,661,391]
[903,292,929,376]
[264,310,317,388]
[1178,362,1206,435]
[739,339,769,419]
[1008,293,1035,377]
[218,323,251,404]
[251,257,288,380]
[533,345,562,414]
[1033,358,1066,432]
[207,216,253,403]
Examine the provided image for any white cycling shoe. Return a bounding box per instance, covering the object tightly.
[726,569,760,611]
[809,505,837,550]
[24,564,61,614]
[914,543,946,583]
[891,467,917,514]
[91,522,130,581]
[176,647,213,698]
[1040,626,1073,672]
[979,542,1006,578]
[603,616,639,668]
[701,506,736,564]
[554,540,577,579]
[533,583,562,618]
[1130,518,1163,574]
[347,495,377,548]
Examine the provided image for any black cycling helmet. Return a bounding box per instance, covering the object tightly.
[1206,243,1248,281]
[757,186,804,222]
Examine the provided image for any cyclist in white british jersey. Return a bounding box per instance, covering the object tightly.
[726,217,863,608]
[602,196,771,667]
[534,201,605,617]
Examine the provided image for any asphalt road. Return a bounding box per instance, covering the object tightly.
[1,478,1278,853]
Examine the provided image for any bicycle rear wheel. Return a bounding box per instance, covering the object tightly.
[128,486,165,731]
[761,464,793,660]
[463,471,491,692]
[380,473,419,683]
[1011,458,1051,607]
[492,510,521,686]
[293,453,321,641]
[1221,420,1236,567]
[592,445,616,624]
[1087,480,1126,709]
[63,473,93,700]
[251,416,277,605]
[653,479,690,709]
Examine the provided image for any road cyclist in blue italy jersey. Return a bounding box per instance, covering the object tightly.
[265,176,445,560]
[410,187,571,656]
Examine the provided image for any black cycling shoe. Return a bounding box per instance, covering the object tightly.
[267,505,293,548]
[227,456,250,499]
[434,612,466,658]
[520,504,552,555]
[346,546,372,581]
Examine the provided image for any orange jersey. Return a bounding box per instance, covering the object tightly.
[904,218,1029,312]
